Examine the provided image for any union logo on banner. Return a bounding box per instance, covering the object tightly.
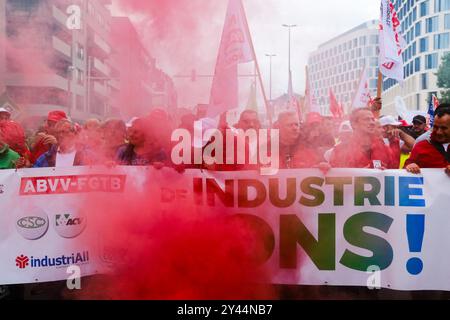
[382,62,395,70]
[16,255,29,269]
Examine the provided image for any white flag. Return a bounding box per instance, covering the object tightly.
[352,66,372,109]
[379,0,404,83]
[304,66,320,114]
[209,0,255,117]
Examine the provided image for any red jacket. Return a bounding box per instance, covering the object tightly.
[330,137,395,169]
[405,140,449,168]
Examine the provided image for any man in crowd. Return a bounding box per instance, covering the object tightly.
[408,115,428,139]
[275,111,324,169]
[30,110,67,164]
[405,104,450,175]
[0,107,29,158]
[379,115,415,169]
[0,138,20,169]
[324,120,353,163]
[234,110,261,131]
[101,119,127,162]
[116,118,168,166]
[330,108,394,168]
[33,120,91,168]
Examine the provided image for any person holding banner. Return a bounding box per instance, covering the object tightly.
[0,138,20,169]
[33,120,93,168]
[330,108,394,169]
[379,115,415,169]
[275,111,324,169]
[116,118,168,167]
[405,104,450,175]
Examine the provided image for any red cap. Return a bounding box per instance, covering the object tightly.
[47,110,68,122]
[306,112,323,125]
[399,119,410,127]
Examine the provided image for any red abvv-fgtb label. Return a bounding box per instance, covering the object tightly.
[20,175,126,195]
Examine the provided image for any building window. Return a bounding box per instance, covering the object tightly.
[420,37,429,52]
[426,16,439,33]
[360,36,366,46]
[421,73,428,89]
[369,35,378,45]
[435,0,450,12]
[425,53,438,69]
[434,33,450,49]
[415,21,422,37]
[415,57,421,72]
[365,46,374,56]
[420,1,429,17]
[445,14,450,29]
[76,95,84,111]
[370,57,378,67]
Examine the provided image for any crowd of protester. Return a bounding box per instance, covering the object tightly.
[0,99,449,176]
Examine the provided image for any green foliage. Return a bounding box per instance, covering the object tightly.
[436,53,450,103]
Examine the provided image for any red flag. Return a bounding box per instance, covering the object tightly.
[208,0,255,117]
[433,95,440,110]
[329,89,342,119]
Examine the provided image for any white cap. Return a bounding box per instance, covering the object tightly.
[338,120,353,133]
[379,115,401,127]
[0,107,11,114]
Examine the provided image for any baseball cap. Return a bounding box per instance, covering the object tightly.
[412,115,426,124]
[379,115,401,127]
[399,119,410,127]
[47,110,68,122]
[338,120,353,133]
[0,107,11,115]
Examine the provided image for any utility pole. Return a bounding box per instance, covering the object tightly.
[265,54,276,102]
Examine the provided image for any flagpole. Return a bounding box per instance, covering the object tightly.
[238,0,272,126]
[373,71,383,119]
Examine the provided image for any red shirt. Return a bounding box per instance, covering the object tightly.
[279,143,323,169]
[330,137,395,169]
[405,140,449,168]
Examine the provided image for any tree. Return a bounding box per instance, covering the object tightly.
[436,52,450,103]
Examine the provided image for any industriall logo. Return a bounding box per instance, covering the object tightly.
[15,251,89,270]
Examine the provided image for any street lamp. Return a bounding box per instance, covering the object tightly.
[265,54,276,102]
[282,24,297,77]
[67,65,76,118]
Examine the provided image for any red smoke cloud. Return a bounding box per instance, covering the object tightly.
[113,0,227,107]
[75,170,277,300]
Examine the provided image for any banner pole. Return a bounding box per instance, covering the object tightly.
[239,0,272,127]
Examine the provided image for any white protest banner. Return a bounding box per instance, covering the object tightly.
[1,167,450,292]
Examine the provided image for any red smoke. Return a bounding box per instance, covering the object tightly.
[114,0,220,40]
[113,0,226,107]
[75,170,277,300]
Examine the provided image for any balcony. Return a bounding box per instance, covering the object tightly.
[92,58,110,76]
[52,36,71,57]
[5,73,68,91]
[52,5,67,27]
[93,81,108,96]
[94,34,111,55]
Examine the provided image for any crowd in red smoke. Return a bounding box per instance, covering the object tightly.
[1,102,449,300]
[0,100,449,174]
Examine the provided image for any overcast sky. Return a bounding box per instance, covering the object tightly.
[112,0,381,107]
